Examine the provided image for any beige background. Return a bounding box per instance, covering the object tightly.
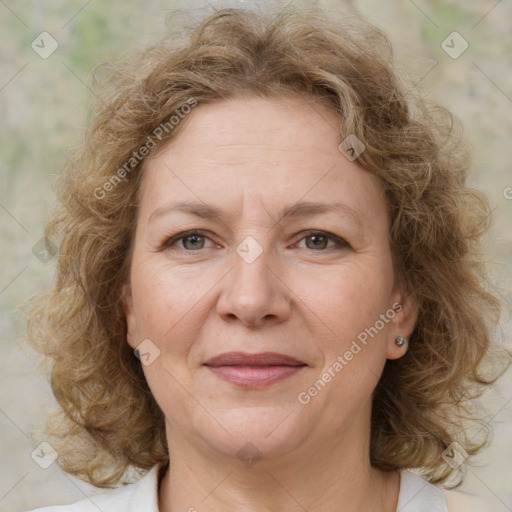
[0,0,511,510]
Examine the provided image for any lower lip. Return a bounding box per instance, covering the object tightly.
[205,365,306,388]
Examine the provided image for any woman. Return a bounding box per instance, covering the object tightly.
[25,5,509,511]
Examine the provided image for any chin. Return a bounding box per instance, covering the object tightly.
[189,405,307,463]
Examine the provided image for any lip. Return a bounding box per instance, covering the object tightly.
[204,351,305,367]
[203,351,307,389]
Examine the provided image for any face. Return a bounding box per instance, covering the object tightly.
[122,95,417,463]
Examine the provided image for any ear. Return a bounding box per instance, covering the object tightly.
[121,283,139,350]
[386,285,418,360]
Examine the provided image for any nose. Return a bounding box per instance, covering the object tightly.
[215,238,292,328]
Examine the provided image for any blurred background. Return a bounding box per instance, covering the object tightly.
[0,0,511,510]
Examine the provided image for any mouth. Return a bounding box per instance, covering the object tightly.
[203,351,307,389]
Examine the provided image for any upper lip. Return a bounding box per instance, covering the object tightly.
[204,351,306,367]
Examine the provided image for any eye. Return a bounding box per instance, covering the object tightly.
[161,229,350,253]
[294,230,349,251]
[162,230,215,251]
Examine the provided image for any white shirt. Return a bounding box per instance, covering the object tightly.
[25,463,487,512]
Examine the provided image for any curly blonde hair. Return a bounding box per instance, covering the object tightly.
[26,4,510,488]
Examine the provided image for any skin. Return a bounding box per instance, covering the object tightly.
[122,94,418,512]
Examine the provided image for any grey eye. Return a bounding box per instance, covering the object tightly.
[181,234,206,250]
[305,234,330,250]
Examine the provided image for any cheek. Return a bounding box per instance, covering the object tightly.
[130,263,180,339]
[302,263,393,418]
[309,258,394,381]
[130,266,198,401]
[317,257,393,328]
[130,260,216,355]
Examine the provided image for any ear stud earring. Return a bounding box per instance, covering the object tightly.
[395,336,407,347]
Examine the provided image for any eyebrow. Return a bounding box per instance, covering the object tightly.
[148,200,364,228]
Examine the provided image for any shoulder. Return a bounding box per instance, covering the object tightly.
[398,469,497,512]
[22,484,136,512]
[442,488,498,512]
[22,463,162,512]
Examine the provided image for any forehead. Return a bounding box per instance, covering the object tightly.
[157,94,342,158]
[139,95,387,229]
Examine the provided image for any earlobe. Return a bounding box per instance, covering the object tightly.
[386,289,419,360]
[121,283,138,350]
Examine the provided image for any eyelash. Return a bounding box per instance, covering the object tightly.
[160,229,350,253]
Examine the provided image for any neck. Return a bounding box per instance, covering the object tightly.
[158,413,400,512]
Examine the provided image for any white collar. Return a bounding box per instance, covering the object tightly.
[397,469,448,511]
